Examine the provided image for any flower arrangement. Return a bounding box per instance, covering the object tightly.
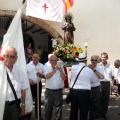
[54,44,83,62]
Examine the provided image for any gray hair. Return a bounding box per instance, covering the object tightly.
[3,46,18,55]
[32,53,39,59]
[48,54,53,60]
[114,59,120,65]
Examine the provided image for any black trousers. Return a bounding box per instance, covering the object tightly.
[100,81,110,115]
[118,84,120,95]
[89,86,101,120]
[30,81,42,118]
[70,89,90,120]
[3,102,19,120]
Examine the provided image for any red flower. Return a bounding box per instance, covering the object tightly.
[63,50,67,53]
[75,55,78,58]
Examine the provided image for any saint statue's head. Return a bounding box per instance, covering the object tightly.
[64,12,73,22]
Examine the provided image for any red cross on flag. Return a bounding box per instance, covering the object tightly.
[26,0,64,22]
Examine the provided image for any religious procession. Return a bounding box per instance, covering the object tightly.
[0,0,120,120]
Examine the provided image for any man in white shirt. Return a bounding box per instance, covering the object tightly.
[3,47,29,120]
[88,55,104,120]
[44,55,66,120]
[70,53,96,120]
[97,52,114,119]
[114,60,120,99]
[26,53,45,120]
[114,59,120,115]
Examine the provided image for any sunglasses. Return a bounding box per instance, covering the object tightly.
[91,59,97,62]
[4,54,16,59]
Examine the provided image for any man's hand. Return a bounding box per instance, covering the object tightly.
[55,64,61,71]
[88,64,95,70]
[29,79,34,85]
[36,72,40,76]
[19,105,25,117]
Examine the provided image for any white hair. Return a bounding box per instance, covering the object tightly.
[114,59,120,65]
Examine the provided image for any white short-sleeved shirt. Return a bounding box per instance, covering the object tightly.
[26,61,45,83]
[116,68,120,84]
[70,63,96,90]
[97,62,114,81]
[91,66,104,87]
[44,65,65,89]
[114,67,118,80]
[6,65,29,101]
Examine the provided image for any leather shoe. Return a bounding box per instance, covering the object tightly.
[102,115,108,119]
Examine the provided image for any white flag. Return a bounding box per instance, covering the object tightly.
[26,0,64,22]
[0,4,33,120]
[0,52,7,120]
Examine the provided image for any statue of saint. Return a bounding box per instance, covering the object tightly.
[61,12,76,44]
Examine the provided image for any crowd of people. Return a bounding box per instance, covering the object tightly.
[25,43,48,64]
[2,45,120,120]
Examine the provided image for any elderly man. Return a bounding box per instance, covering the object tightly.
[114,59,120,115]
[70,53,96,120]
[114,60,120,99]
[97,52,114,119]
[88,55,104,120]
[26,53,45,120]
[3,46,29,120]
[44,54,66,120]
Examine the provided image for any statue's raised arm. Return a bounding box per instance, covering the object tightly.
[61,12,76,44]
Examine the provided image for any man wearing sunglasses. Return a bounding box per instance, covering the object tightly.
[3,46,29,120]
[88,55,104,120]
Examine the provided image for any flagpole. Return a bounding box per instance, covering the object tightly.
[37,79,40,120]
[36,71,40,120]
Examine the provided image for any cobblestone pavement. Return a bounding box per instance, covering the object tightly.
[30,94,120,120]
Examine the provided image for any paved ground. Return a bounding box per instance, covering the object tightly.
[30,92,120,120]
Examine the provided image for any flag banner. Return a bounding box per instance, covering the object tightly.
[62,0,74,13]
[0,52,7,120]
[0,4,33,120]
[26,0,64,22]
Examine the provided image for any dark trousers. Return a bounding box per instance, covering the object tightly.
[70,89,90,120]
[3,102,19,120]
[89,86,101,120]
[45,89,63,120]
[30,81,42,118]
[100,81,110,115]
[118,84,120,95]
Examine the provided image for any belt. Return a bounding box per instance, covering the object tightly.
[72,89,90,92]
[91,85,100,89]
[101,81,110,84]
[6,100,16,105]
[46,88,63,91]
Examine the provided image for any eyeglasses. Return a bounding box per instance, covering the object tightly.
[50,60,57,61]
[91,59,97,62]
[4,54,16,59]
